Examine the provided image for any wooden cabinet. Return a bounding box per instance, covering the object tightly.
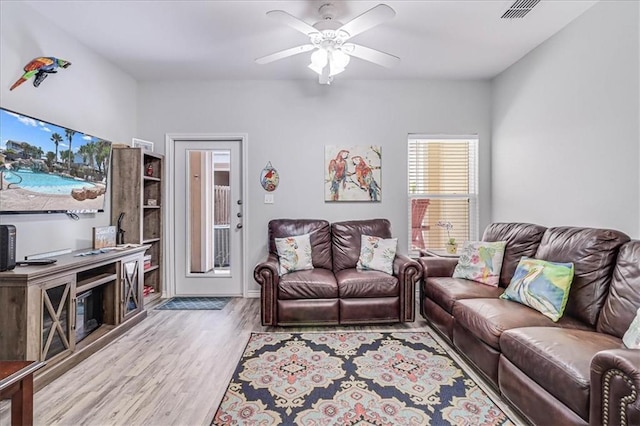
[121,254,143,321]
[0,246,147,390]
[111,147,164,304]
[40,276,74,361]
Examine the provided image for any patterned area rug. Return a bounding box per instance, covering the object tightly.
[213,331,515,425]
[155,297,232,310]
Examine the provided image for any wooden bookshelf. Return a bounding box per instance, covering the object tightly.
[111,147,164,302]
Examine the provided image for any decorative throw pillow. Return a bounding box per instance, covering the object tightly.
[623,307,640,349]
[356,235,397,275]
[500,257,574,322]
[275,233,313,276]
[452,241,507,286]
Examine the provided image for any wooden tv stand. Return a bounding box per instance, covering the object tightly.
[0,245,149,390]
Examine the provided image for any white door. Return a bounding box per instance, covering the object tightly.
[172,139,243,296]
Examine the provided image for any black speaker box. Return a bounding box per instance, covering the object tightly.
[0,224,16,272]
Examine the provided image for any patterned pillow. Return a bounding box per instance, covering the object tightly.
[623,307,640,349]
[275,233,313,276]
[452,241,507,286]
[500,257,574,322]
[356,235,397,275]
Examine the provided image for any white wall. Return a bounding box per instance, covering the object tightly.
[492,1,640,237]
[0,1,138,259]
[137,80,491,292]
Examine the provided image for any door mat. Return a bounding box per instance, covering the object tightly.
[212,331,516,425]
[155,297,233,310]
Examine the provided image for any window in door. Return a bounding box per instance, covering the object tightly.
[408,135,479,254]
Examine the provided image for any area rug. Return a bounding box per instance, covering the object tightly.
[213,331,515,425]
[155,297,232,310]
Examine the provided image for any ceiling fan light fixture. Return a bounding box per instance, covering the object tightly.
[309,48,328,74]
[329,50,350,76]
[258,3,399,84]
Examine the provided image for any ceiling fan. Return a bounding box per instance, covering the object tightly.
[255,3,400,84]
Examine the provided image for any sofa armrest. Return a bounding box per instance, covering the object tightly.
[418,257,458,278]
[590,348,640,426]
[393,255,422,322]
[253,253,280,326]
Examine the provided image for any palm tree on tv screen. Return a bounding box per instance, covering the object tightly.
[46,151,55,169]
[64,129,76,174]
[51,133,63,162]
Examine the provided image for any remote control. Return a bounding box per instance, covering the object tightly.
[16,259,57,266]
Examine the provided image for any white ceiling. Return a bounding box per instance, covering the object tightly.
[24,0,597,82]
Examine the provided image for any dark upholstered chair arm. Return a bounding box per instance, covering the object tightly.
[590,348,640,426]
[393,255,422,322]
[254,253,280,326]
[418,257,458,278]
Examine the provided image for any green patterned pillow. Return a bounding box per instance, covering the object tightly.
[275,233,313,276]
[356,235,397,275]
[500,257,574,322]
[623,308,640,349]
[452,241,507,287]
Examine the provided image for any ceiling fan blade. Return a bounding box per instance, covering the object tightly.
[266,10,318,36]
[338,4,395,40]
[255,44,315,65]
[344,44,400,68]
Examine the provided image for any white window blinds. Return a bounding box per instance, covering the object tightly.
[408,135,479,252]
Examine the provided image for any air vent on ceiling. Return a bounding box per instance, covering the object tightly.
[501,0,540,19]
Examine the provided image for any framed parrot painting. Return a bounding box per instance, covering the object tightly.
[325,145,381,202]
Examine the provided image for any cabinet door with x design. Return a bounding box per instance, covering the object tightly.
[40,275,75,361]
[121,255,143,322]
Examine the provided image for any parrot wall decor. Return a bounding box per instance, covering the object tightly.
[10,57,72,91]
[325,145,382,202]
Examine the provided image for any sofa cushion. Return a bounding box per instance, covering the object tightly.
[275,233,313,275]
[452,241,507,286]
[453,298,592,350]
[269,219,332,270]
[332,219,392,272]
[597,240,640,338]
[500,257,574,322]
[482,222,547,288]
[501,327,624,420]
[534,226,630,327]
[278,268,338,300]
[423,277,503,314]
[356,235,397,275]
[336,268,399,298]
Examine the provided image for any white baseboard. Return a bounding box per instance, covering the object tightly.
[245,289,260,298]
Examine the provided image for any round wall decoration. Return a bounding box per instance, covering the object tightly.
[260,161,279,192]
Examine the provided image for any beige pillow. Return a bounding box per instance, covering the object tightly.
[356,235,397,275]
[623,307,640,349]
[275,233,313,276]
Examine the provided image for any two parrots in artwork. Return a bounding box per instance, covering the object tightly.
[10,56,71,91]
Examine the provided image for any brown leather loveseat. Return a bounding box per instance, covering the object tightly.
[420,223,640,425]
[255,218,422,326]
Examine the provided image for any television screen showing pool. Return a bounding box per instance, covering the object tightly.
[0,108,113,214]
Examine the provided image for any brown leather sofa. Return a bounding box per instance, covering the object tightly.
[420,223,640,425]
[254,218,422,326]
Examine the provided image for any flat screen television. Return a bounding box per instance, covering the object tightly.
[0,107,113,214]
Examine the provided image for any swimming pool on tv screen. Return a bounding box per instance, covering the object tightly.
[3,170,98,195]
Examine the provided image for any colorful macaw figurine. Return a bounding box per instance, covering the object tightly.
[9,57,71,91]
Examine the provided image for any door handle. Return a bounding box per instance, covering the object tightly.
[236,223,243,229]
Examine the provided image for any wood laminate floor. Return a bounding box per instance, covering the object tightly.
[0,297,525,425]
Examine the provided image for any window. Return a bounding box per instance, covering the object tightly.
[408,135,479,253]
